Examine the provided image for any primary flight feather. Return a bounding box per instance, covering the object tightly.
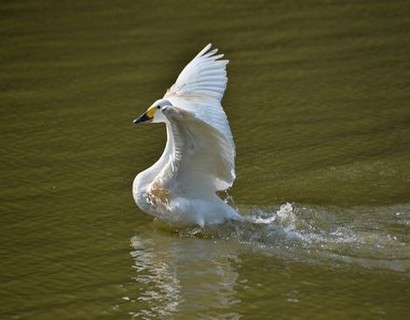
[132,44,240,227]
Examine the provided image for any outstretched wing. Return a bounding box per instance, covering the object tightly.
[163,44,235,189]
[161,106,235,193]
[165,43,228,101]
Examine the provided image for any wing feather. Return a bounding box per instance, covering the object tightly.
[161,107,234,192]
[163,44,235,191]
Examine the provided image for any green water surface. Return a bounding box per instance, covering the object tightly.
[1,1,410,319]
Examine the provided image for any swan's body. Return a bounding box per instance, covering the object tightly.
[132,44,241,227]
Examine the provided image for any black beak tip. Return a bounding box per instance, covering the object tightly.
[133,112,150,125]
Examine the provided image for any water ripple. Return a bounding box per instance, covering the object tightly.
[173,202,410,273]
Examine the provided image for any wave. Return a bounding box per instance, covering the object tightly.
[173,202,410,272]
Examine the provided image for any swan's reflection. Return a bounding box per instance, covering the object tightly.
[129,230,241,318]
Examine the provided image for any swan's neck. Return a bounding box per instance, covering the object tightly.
[134,123,174,192]
[133,123,176,213]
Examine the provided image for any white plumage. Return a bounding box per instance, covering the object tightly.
[133,44,241,227]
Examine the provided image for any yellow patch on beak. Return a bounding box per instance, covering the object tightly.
[146,105,157,119]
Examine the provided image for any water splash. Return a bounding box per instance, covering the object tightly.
[175,202,410,272]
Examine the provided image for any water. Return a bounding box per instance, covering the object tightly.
[130,203,410,319]
[1,0,410,319]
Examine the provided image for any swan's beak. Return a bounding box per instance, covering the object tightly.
[133,112,152,124]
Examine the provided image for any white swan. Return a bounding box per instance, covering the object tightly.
[132,44,241,227]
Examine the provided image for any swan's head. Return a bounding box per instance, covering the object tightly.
[133,99,172,124]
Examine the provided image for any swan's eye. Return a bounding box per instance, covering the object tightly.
[157,105,161,110]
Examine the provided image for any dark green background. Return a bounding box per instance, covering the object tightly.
[1,1,409,319]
